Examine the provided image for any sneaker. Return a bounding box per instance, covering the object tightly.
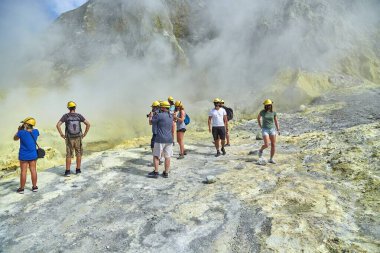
[225,144,231,147]
[215,151,221,157]
[148,171,159,178]
[177,155,185,160]
[162,172,169,178]
[76,168,81,174]
[32,186,38,192]
[268,159,276,164]
[221,147,226,155]
[17,188,24,194]
[183,151,187,155]
[64,170,71,177]
[258,150,263,158]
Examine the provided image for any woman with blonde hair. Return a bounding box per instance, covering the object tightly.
[257,99,280,164]
[13,117,39,193]
[174,100,187,159]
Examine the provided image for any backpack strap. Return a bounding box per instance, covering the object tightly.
[29,131,40,149]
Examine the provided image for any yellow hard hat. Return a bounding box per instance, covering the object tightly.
[21,117,36,126]
[220,99,225,103]
[213,98,221,103]
[168,96,174,102]
[67,101,77,108]
[263,99,273,105]
[151,101,160,107]
[175,100,182,107]
[160,101,171,108]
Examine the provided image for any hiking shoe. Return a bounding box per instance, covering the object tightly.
[258,150,263,158]
[76,168,81,174]
[64,170,71,177]
[225,144,230,147]
[183,151,187,155]
[177,155,185,160]
[268,159,276,164]
[215,151,221,157]
[221,147,226,155]
[17,188,24,194]
[162,172,169,178]
[32,186,38,192]
[148,171,159,178]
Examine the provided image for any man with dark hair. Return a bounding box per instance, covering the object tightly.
[208,98,228,157]
[56,101,90,177]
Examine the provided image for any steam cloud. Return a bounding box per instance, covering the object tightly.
[0,0,379,155]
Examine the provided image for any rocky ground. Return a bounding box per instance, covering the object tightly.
[1,79,379,252]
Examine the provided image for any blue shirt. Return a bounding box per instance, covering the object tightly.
[17,129,39,161]
[152,112,173,143]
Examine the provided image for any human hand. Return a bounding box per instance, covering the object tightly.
[60,134,66,139]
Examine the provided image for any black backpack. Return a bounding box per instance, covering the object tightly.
[65,113,82,137]
[224,107,233,121]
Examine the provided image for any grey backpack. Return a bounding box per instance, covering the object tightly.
[65,114,82,137]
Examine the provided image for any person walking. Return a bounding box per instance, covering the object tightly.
[148,101,175,178]
[174,100,186,159]
[208,98,228,157]
[148,100,161,151]
[13,117,39,194]
[257,99,280,164]
[56,101,90,176]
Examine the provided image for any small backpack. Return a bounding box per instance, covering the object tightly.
[184,114,190,125]
[224,107,234,121]
[65,113,82,137]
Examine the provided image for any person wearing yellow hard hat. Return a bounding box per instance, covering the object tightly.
[148,101,161,151]
[208,98,228,157]
[174,100,187,159]
[257,99,280,164]
[220,99,233,146]
[148,100,175,178]
[13,117,40,193]
[167,96,175,114]
[56,101,91,177]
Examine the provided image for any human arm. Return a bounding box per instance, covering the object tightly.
[56,121,66,139]
[274,115,280,135]
[13,126,22,141]
[257,113,262,129]
[172,120,175,140]
[223,115,228,133]
[177,110,185,123]
[208,116,212,133]
[82,120,90,138]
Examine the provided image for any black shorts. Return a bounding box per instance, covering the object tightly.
[150,134,156,149]
[212,126,226,141]
[177,128,186,133]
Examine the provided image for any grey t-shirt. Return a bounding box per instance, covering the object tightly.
[152,112,174,143]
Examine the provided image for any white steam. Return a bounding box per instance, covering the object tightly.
[0,0,379,158]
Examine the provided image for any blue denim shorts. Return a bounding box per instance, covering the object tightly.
[262,128,276,136]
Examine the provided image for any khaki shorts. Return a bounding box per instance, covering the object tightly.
[66,136,83,158]
[153,143,173,159]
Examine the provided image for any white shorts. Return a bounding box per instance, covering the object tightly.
[153,143,173,159]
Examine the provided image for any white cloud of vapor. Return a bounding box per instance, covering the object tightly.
[0,0,379,157]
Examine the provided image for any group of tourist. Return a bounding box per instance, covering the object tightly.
[13,98,280,191]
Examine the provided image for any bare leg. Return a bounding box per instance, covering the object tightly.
[260,135,270,152]
[153,156,159,172]
[29,160,37,187]
[164,157,170,173]
[221,139,226,148]
[76,156,82,169]
[226,131,230,145]
[19,161,28,189]
[214,139,220,151]
[177,131,185,155]
[269,134,277,159]
[65,158,71,171]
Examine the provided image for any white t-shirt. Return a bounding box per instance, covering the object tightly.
[209,108,227,127]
